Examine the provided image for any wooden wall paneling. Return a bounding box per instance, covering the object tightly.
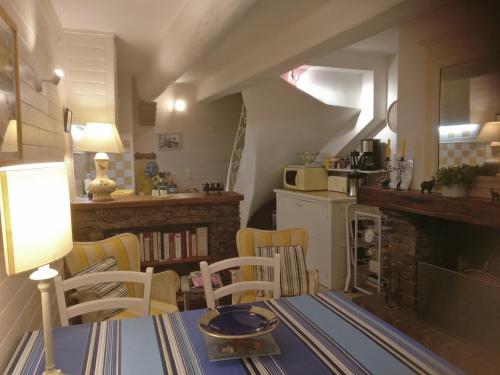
[0,0,68,370]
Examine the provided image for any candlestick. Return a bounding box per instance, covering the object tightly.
[400,139,407,159]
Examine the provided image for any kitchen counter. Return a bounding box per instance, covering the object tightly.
[71,191,244,210]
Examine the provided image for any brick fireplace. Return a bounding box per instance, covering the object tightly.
[380,209,500,310]
[357,186,500,312]
[355,187,500,374]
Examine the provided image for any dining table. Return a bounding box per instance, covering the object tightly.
[5,291,463,374]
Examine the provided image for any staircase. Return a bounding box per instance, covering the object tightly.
[226,104,247,191]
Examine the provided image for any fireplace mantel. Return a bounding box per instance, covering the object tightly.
[357,187,500,229]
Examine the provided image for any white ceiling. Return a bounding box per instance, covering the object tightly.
[177,0,330,85]
[347,27,399,55]
[50,0,187,74]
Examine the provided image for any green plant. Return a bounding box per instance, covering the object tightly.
[435,164,478,190]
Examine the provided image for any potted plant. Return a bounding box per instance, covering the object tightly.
[435,164,478,197]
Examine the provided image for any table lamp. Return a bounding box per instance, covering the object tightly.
[0,162,73,375]
[74,122,124,201]
[477,121,500,165]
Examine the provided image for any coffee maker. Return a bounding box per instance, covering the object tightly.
[358,139,382,171]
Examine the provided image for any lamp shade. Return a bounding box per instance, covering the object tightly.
[477,122,500,143]
[74,122,124,153]
[0,162,73,275]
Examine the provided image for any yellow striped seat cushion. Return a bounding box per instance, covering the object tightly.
[255,245,308,297]
[71,257,128,320]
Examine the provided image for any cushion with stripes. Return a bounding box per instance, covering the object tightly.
[71,256,128,320]
[254,245,308,297]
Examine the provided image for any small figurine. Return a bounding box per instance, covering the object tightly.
[420,177,435,194]
[491,188,500,202]
[203,182,224,194]
[216,182,224,194]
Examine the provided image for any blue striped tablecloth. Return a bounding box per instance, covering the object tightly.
[5,292,463,374]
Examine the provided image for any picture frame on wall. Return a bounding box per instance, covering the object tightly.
[159,133,181,150]
[0,6,22,164]
[63,107,72,133]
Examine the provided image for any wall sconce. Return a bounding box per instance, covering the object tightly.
[174,99,186,112]
[35,68,64,92]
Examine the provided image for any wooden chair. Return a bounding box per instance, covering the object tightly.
[64,233,180,322]
[235,228,319,303]
[55,268,153,327]
[200,255,280,309]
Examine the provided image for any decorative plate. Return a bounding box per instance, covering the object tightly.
[387,100,398,132]
[198,305,279,340]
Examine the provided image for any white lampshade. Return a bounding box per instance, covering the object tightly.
[0,162,73,275]
[75,122,124,153]
[1,120,18,152]
[477,122,500,144]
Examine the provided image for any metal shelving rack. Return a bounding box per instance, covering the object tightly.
[352,211,391,294]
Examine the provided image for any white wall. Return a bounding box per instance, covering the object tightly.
[374,54,398,150]
[133,84,242,191]
[312,49,388,157]
[237,79,358,225]
[0,0,69,369]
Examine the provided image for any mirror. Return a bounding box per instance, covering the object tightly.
[438,60,500,167]
[0,9,22,164]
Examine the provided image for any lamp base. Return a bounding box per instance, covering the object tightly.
[30,265,63,375]
[88,178,117,201]
[89,152,117,201]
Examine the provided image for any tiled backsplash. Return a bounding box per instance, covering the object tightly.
[107,135,134,190]
[439,142,487,167]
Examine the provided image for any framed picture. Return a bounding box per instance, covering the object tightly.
[159,133,181,151]
[0,6,22,163]
[63,107,72,132]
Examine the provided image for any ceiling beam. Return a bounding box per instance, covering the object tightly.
[194,0,450,102]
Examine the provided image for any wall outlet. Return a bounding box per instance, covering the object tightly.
[185,167,192,179]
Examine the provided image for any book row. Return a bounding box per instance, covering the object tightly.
[137,227,208,262]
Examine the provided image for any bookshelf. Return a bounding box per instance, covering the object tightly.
[141,256,210,267]
[104,222,210,269]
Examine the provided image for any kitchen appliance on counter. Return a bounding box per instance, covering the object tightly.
[327,173,364,197]
[328,175,348,193]
[358,139,382,171]
[283,165,327,191]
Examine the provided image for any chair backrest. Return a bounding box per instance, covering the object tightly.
[65,233,141,296]
[54,267,153,326]
[200,255,280,309]
[236,228,308,282]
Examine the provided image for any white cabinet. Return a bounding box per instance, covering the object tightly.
[275,189,355,290]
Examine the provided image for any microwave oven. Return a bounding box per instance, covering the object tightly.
[283,165,327,191]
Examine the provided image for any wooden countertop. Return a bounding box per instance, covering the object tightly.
[274,188,356,203]
[357,186,500,229]
[71,191,244,210]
